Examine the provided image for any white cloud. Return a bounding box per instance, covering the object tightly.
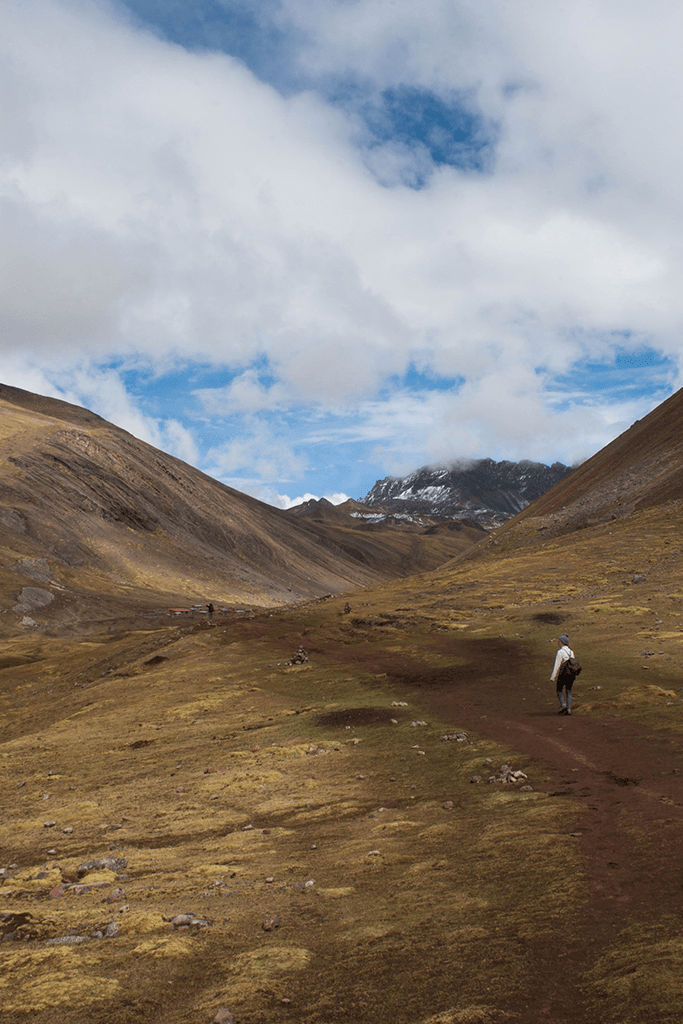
[194,372,290,415]
[1,0,682,490]
[276,491,351,509]
[204,420,308,482]
[276,491,319,507]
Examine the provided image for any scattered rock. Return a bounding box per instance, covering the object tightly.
[470,776,483,784]
[77,857,127,878]
[391,701,408,707]
[0,507,26,534]
[105,887,126,903]
[46,935,90,945]
[441,731,468,742]
[43,821,56,828]
[104,920,120,938]
[443,800,454,810]
[265,876,275,883]
[170,914,194,928]
[71,881,110,895]
[262,914,279,931]
[591,685,603,690]
[11,557,53,583]
[62,826,74,834]
[633,574,646,584]
[170,914,209,929]
[214,1009,235,1024]
[242,824,255,831]
[410,720,428,727]
[13,587,55,613]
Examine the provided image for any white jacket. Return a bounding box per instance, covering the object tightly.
[550,644,574,683]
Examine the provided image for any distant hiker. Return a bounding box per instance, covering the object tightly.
[551,634,578,715]
[206,602,214,620]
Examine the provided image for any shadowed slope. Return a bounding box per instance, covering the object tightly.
[0,385,482,632]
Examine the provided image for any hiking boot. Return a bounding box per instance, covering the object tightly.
[566,709,572,716]
[558,707,568,715]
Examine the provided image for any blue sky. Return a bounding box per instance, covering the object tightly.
[2,1,682,506]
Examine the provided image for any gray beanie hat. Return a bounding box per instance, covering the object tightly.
[559,634,570,645]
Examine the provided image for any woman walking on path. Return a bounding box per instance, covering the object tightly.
[551,634,576,715]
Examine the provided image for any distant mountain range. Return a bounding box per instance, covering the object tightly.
[361,458,572,528]
[5,376,683,634]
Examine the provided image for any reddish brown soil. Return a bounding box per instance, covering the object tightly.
[416,646,683,1022]
[311,629,683,1023]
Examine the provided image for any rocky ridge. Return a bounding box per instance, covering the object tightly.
[361,458,572,528]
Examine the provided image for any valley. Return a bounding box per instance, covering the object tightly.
[2,386,683,1022]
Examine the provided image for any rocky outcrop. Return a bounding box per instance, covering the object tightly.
[362,459,571,527]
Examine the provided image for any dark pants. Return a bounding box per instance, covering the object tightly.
[556,674,574,695]
[556,670,575,709]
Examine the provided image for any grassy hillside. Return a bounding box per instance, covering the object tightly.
[2,498,683,1023]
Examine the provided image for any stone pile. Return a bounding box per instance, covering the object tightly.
[471,762,530,788]
[288,647,309,664]
[489,763,528,784]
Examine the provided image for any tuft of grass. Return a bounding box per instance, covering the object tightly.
[583,923,683,1023]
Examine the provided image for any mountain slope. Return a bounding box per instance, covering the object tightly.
[487,386,683,547]
[286,496,487,571]
[0,385,483,631]
[362,458,571,527]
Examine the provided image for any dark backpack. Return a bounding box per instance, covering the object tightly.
[562,656,582,679]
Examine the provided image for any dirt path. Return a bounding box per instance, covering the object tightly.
[418,654,683,1023]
